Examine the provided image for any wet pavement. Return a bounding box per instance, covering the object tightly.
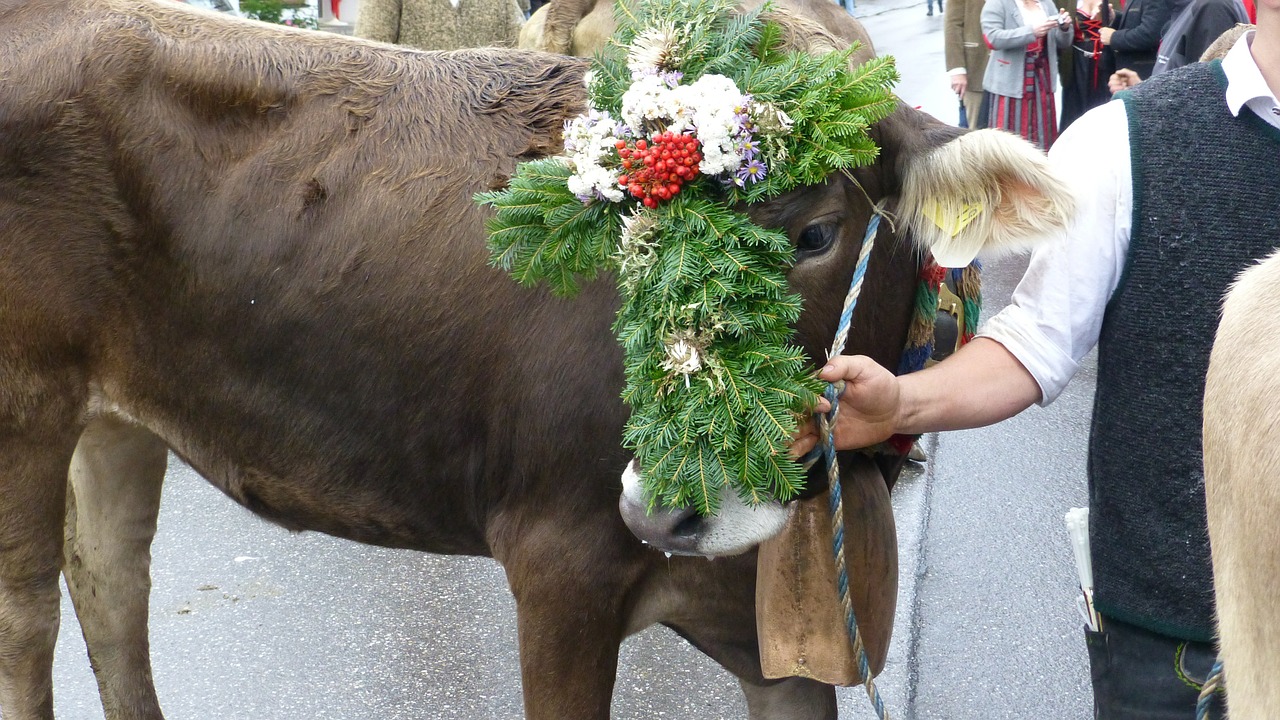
[50,4,1095,718]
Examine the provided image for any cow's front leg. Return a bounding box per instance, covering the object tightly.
[739,677,837,720]
[494,514,644,720]
[63,416,168,720]
[0,424,80,719]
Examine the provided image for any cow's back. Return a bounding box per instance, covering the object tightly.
[0,0,619,555]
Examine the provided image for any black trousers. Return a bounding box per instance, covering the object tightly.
[1086,617,1226,719]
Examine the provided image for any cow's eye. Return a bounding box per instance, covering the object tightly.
[797,222,838,257]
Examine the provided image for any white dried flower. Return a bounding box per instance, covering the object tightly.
[752,102,794,135]
[616,211,660,285]
[627,25,679,76]
[568,163,624,202]
[563,110,625,203]
[681,75,752,175]
[662,329,704,377]
[620,74,684,133]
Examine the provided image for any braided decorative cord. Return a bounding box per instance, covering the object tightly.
[1196,658,1224,720]
[893,260,942,380]
[954,263,983,342]
[815,209,890,719]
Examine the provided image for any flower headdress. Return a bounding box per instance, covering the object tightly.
[479,0,898,514]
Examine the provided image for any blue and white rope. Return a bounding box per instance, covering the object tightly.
[1196,658,1224,720]
[813,205,890,719]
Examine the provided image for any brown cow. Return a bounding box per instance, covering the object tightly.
[1203,249,1280,720]
[0,0,1071,718]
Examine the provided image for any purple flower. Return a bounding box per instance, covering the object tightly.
[573,188,614,203]
[629,69,684,88]
[735,136,759,159]
[737,158,767,185]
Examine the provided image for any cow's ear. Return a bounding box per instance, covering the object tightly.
[476,53,590,189]
[898,128,1075,268]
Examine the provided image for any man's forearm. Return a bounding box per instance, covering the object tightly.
[895,337,1044,435]
[799,338,1046,455]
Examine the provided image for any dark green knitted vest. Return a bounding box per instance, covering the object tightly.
[1091,60,1280,643]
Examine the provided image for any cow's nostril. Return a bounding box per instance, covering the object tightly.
[671,511,704,538]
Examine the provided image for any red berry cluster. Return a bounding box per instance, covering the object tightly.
[615,132,703,209]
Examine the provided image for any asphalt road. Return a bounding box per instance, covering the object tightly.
[49,3,1096,718]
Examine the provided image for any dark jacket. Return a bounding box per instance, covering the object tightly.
[1109,0,1192,77]
[1152,0,1248,73]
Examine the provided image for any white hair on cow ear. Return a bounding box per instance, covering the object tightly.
[898,129,1076,268]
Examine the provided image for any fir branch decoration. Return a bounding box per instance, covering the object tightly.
[478,0,898,514]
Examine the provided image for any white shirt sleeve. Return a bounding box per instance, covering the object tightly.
[976,40,1274,405]
[976,99,1133,405]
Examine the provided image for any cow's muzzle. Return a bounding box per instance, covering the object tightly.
[618,460,793,556]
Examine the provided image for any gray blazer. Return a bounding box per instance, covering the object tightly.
[979,0,1073,98]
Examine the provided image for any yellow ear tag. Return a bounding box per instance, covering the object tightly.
[923,201,984,238]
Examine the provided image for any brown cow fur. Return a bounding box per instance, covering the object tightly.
[0,0,1072,718]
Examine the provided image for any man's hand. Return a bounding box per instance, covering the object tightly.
[1108,68,1141,93]
[950,73,968,96]
[1099,26,1115,45]
[793,339,1044,460]
[790,355,901,458]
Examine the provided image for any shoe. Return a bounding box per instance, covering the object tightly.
[927,8,933,14]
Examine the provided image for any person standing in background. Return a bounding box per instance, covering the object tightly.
[355,0,526,50]
[947,0,992,126]
[1153,0,1250,71]
[1100,0,1191,78]
[982,0,1075,148]
[930,0,945,18]
[1060,0,1115,127]
[1108,1,1248,91]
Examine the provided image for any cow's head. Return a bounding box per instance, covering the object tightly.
[516,0,1074,556]
[619,106,1074,556]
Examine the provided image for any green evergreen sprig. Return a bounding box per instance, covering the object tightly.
[478,0,898,514]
